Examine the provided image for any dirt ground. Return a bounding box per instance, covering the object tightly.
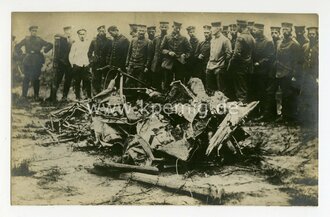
[11,83,318,206]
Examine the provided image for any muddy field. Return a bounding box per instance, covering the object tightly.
[11,83,318,206]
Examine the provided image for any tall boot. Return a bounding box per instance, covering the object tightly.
[33,79,40,101]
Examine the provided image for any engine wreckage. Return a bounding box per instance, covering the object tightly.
[44,71,259,203]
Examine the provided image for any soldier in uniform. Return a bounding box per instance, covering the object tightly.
[69,29,91,100]
[129,24,138,39]
[160,21,192,90]
[88,25,112,94]
[294,26,309,47]
[299,27,318,125]
[247,21,255,35]
[270,26,282,53]
[222,26,230,38]
[228,20,255,103]
[15,26,53,100]
[229,24,238,50]
[147,26,156,41]
[194,25,212,84]
[251,23,276,121]
[186,26,200,79]
[206,22,232,93]
[105,25,130,87]
[272,22,301,123]
[150,21,169,91]
[48,26,74,102]
[125,25,153,87]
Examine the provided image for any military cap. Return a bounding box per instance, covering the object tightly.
[307,26,318,31]
[160,21,169,25]
[281,22,293,28]
[147,26,156,31]
[129,24,138,31]
[270,26,281,32]
[173,21,182,27]
[63,26,72,30]
[294,26,305,31]
[254,23,264,30]
[137,24,147,30]
[186,26,196,31]
[237,20,248,26]
[108,25,118,32]
[222,26,229,31]
[211,22,222,27]
[97,25,106,31]
[203,25,212,30]
[77,28,87,34]
[29,25,38,31]
[247,21,255,26]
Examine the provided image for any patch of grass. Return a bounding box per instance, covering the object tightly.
[281,187,318,206]
[37,166,66,186]
[12,159,35,176]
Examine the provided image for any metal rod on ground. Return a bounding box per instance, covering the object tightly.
[93,162,159,175]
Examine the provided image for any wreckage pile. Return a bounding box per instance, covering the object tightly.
[45,76,259,203]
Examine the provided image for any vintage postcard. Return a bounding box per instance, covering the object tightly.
[10,12,318,206]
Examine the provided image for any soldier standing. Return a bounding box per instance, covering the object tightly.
[206,22,232,93]
[251,23,276,121]
[186,26,199,79]
[129,24,138,39]
[150,21,169,90]
[125,25,152,87]
[147,26,156,41]
[273,22,301,123]
[69,29,91,100]
[299,27,318,125]
[229,24,238,50]
[105,26,130,87]
[47,26,74,102]
[160,21,192,90]
[88,25,111,94]
[228,20,255,103]
[194,25,212,84]
[294,26,309,47]
[15,26,53,101]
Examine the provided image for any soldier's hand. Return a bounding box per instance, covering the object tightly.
[144,68,148,73]
[169,51,176,57]
[198,54,204,59]
[292,77,296,82]
[181,54,186,59]
[316,78,319,84]
[254,62,260,66]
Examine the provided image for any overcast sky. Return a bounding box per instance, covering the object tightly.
[12,12,318,43]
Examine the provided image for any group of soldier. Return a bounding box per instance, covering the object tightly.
[13,19,318,124]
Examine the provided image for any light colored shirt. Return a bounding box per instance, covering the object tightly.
[69,39,90,67]
[207,33,232,70]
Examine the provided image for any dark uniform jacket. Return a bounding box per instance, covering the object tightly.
[107,34,130,70]
[160,32,192,66]
[54,34,73,66]
[230,30,255,71]
[150,34,167,72]
[294,35,309,47]
[126,37,153,69]
[15,36,53,67]
[195,39,211,65]
[189,36,199,54]
[302,41,318,79]
[275,37,301,78]
[88,35,111,67]
[253,35,275,76]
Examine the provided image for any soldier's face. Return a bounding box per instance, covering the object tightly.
[211,27,220,35]
[109,30,118,37]
[30,29,38,37]
[231,26,237,33]
[147,30,155,37]
[64,29,72,37]
[295,30,305,37]
[78,32,86,41]
[98,28,106,37]
[172,26,181,33]
[204,31,211,39]
[188,30,195,38]
[271,31,280,40]
[308,30,318,41]
[130,31,138,37]
[282,27,291,37]
[160,25,168,33]
[138,29,146,38]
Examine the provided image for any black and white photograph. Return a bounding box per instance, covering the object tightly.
[8,11,320,206]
